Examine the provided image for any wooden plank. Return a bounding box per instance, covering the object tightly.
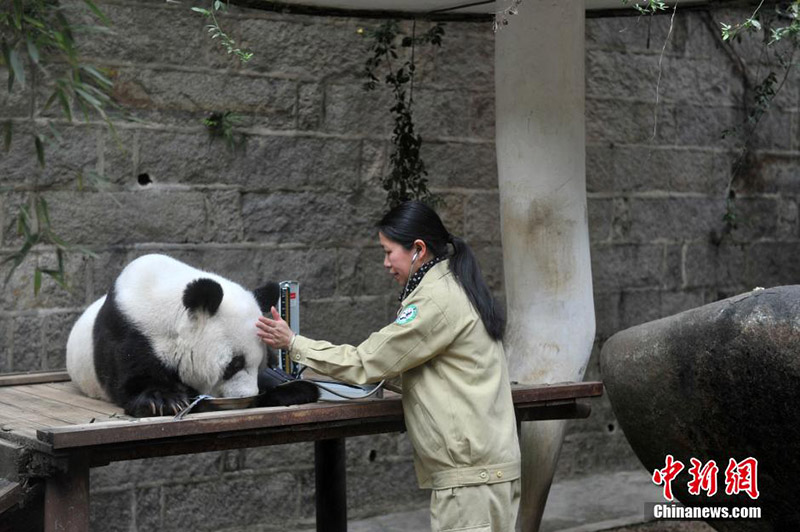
[0,480,23,515]
[14,384,124,418]
[0,395,71,429]
[511,381,603,402]
[37,382,603,451]
[516,401,592,422]
[41,381,90,396]
[68,402,590,466]
[40,398,405,449]
[0,371,70,387]
[0,398,56,428]
[0,388,97,426]
[0,428,50,453]
[87,418,408,464]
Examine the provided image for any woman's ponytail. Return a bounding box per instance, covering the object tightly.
[378,201,505,341]
[448,234,506,341]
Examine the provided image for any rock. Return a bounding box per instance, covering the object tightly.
[601,286,800,531]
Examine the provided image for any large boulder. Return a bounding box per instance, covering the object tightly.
[601,286,800,531]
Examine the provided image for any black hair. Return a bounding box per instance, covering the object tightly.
[377,201,505,341]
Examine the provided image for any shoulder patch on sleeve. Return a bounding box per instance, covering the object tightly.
[395,304,418,325]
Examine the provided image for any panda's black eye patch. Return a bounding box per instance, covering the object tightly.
[222,355,246,381]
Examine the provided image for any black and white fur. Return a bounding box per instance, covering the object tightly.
[66,254,318,417]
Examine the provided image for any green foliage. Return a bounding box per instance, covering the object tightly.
[2,196,96,296]
[717,2,800,233]
[190,1,253,63]
[769,2,800,44]
[0,0,114,294]
[1,1,117,146]
[622,0,668,16]
[203,110,243,149]
[719,0,800,45]
[362,21,444,209]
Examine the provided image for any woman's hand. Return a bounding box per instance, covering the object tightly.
[256,307,294,350]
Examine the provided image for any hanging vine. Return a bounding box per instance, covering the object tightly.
[189,0,253,63]
[617,1,800,237]
[362,20,445,209]
[712,1,800,236]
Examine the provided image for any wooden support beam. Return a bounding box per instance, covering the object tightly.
[44,453,89,532]
[315,438,348,532]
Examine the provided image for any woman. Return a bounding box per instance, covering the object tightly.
[256,201,521,532]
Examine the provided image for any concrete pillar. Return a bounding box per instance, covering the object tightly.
[495,1,595,530]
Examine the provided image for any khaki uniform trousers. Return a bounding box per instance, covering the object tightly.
[430,478,521,532]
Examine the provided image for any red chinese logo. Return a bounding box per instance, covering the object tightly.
[652,454,684,501]
[652,456,760,501]
[724,457,760,500]
[688,458,719,497]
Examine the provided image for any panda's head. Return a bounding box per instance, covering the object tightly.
[178,277,280,398]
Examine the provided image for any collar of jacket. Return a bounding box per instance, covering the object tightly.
[403,259,450,301]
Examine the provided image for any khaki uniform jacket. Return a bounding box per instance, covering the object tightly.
[289,260,521,490]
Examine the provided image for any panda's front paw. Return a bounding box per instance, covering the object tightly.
[257,379,320,407]
[125,388,192,417]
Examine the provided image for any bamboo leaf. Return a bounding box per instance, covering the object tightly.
[37,197,51,228]
[79,83,112,102]
[80,64,112,88]
[74,245,98,259]
[22,15,45,30]
[3,121,11,152]
[16,211,26,238]
[42,89,58,112]
[44,269,68,290]
[34,134,45,167]
[48,122,62,143]
[2,239,33,286]
[26,38,40,65]
[48,231,70,249]
[2,41,14,92]
[8,48,25,89]
[74,86,102,108]
[34,268,42,296]
[56,87,73,122]
[82,0,111,25]
[12,0,23,30]
[18,205,32,238]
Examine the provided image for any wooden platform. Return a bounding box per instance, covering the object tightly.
[0,371,604,532]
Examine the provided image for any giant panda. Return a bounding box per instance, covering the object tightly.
[66,254,318,417]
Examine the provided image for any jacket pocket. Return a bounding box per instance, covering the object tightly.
[408,400,443,455]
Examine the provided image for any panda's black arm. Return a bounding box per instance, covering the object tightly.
[256,380,319,407]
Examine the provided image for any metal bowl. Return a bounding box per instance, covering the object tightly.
[191,393,263,412]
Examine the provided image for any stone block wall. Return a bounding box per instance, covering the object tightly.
[1,1,798,530]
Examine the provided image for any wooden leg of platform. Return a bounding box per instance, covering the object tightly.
[44,453,90,532]
[315,438,347,532]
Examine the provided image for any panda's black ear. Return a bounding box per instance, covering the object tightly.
[183,278,224,316]
[253,282,280,313]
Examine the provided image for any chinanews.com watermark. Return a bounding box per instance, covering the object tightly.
[647,455,762,521]
[646,503,762,520]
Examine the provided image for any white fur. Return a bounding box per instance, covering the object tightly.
[66,296,109,400]
[66,254,266,399]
